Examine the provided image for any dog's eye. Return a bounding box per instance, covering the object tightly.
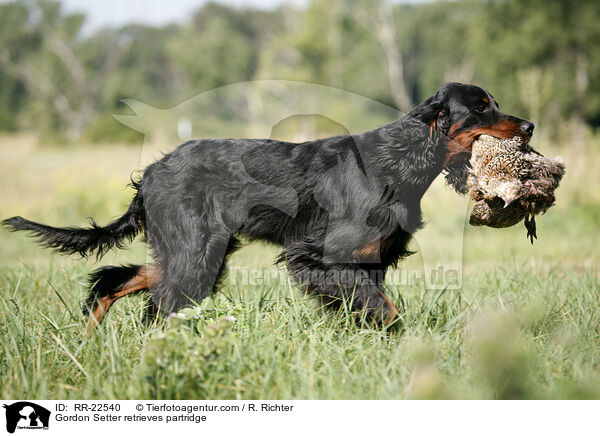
[475,106,488,114]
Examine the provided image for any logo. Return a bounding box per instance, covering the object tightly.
[115,80,468,291]
[3,402,50,433]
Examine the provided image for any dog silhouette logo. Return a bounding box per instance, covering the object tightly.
[2,402,50,433]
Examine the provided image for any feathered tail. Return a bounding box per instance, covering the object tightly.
[2,182,144,259]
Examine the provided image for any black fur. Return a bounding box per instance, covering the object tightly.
[2,82,534,326]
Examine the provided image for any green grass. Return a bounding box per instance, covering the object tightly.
[0,134,599,399]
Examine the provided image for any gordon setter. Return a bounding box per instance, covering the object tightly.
[2,82,534,328]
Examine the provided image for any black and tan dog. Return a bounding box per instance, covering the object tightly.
[3,82,534,328]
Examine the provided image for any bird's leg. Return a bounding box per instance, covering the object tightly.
[524,214,537,244]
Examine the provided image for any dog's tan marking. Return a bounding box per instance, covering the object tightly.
[445,118,526,166]
[87,264,161,332]
[355,239,391,262]
[377,289,400,326]
[429,118,437,138]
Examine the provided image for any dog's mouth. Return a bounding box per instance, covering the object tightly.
[444,128,531,195]
[451,126,531,151]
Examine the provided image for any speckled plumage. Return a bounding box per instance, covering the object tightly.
[468,135,565,243]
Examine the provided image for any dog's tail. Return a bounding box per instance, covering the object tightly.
[2,181,145,259]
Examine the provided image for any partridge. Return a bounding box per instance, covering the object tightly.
[467,135,565,243]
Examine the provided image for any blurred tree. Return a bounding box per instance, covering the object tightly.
[348,0,413,112]
[0,0,598,143]
[0,0,133,140]
[467,0,600,135]
[168,16,254,91]
[0,2,31,131]
[165,2,287,93]
[251,0,345,102]
[93,25,179,109]
[392,1,477,102]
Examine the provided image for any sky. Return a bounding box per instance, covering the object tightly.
[59,0,307,34]
[56,0,431,34]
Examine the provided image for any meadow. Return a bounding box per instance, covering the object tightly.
[0,132,598,400]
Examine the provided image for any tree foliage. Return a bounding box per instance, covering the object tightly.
[0,0,598,142]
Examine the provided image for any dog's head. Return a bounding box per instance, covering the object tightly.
[410,82,534,193]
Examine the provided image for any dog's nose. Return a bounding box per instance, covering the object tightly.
[521,121,535,136]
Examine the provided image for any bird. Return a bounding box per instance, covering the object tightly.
[467,134,565,243]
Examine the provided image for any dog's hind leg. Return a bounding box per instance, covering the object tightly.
[150,230,241,314]
[142,184,243,314]
[84,263,161,331]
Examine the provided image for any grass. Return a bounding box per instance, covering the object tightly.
[0,133,598,399]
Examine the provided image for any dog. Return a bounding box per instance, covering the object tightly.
[2,82,534,329]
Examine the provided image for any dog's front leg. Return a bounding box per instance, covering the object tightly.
[280,241,399,327]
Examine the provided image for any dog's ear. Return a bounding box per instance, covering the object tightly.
[409,88,450,136]
[444,163,470,194]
